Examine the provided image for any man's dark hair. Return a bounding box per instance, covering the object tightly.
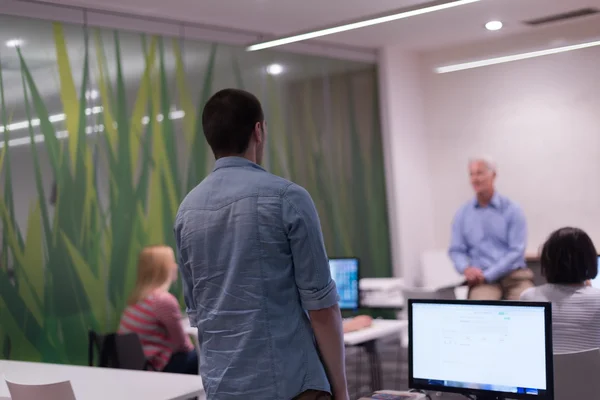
[202,89,264,158]
[541,227,598,284]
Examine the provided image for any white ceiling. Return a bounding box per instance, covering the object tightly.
[36,0,600,50]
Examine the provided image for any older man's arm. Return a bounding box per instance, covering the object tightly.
[449,209,483,285]
[483,206,527,283]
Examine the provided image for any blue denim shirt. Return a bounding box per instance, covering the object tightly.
[449,193,527,283]
[174,157,338,400]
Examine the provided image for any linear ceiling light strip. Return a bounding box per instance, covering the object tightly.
[436,39,600,73]
[246,0,481,51]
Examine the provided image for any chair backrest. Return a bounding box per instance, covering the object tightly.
[6,379,76,400]
[114,332,151,371]
[554,348,600,400]
[88,331,120,368]
[88,331,151,370]
[420,250,464,289]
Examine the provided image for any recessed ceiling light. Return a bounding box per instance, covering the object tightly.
[247,0,480,51]
[266,64,284,75]
[5,39,24,48]
[485,20,503,31]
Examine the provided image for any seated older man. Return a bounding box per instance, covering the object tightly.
[449,157,533,300]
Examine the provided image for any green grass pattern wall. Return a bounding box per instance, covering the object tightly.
[0,22,391,364]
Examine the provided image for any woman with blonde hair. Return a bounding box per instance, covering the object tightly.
[119,245,197,374]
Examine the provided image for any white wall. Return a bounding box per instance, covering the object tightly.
[378,46,435,285]
[379,21,600,284]
[423,46,600,252]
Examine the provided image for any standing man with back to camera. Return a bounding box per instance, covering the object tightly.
[449,157,533,300]
[174,89,348,400]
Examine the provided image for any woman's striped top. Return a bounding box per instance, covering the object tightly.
[119,291,193,370]
[521,284,600,353]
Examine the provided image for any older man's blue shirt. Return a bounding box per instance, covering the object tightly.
[449,193,527,283]
[174,157,338,400]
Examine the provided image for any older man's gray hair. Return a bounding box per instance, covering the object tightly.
[469,156,497,173]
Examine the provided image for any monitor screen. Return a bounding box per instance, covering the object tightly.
[329,258,359,310]
[590,256,600,288]
[409,300,553,399]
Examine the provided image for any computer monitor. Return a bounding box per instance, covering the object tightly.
[408,299,554,400]
[329,257,359,310]
[589,256,600,288]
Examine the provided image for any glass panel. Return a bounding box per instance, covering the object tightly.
[0,13,390,365]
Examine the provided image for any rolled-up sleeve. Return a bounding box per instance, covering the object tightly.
[282,183,339,311]
[174,217,198,327]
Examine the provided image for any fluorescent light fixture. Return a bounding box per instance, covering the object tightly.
[266,63,284,75]
[0,109,185,148]
[0,108,101,133]
[2,125,105,148]
[169,110,185,120]
[436,39,600,74]
[247,0,480,51]
[85,89,99,100]
[485,20,503,31]
[6,39,24,48]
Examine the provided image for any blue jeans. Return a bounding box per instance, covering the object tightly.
[163,350,198,375]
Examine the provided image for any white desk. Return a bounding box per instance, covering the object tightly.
[182,318,406,393]
[0,361,205,400]
[182,318,195,336]
[344,320,407,346]
[182,318,407,345]
[344,320,407,392]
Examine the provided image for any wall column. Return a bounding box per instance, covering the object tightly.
[378,46,436,286]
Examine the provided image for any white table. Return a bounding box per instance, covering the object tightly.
[181,318,195,337]
[182,318,407,346]
[344,319,407,346]
[344,320,407,392]
[182,318,406,393]
[0,361,205,400]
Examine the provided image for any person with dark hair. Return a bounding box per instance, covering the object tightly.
[521,227,600,353]
[174,89,348,400]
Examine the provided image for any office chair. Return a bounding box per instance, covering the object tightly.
[88,330,155,371]
[554,348,600,400]
[6,379,76,400]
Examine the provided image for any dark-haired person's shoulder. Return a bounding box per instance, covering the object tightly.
[519,286,539,301]
[582,286,600,296]
[580,286,600,309]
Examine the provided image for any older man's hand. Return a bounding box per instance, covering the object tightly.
[464,266,485,287]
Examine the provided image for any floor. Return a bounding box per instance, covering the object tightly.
[345,335,467,400]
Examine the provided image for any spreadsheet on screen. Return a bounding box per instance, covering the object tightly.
[329,258,359,310]
[411,302,548,396]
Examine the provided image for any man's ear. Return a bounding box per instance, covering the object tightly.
[254,122,263,143]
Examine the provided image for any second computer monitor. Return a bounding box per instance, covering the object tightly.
[329,257,359,310]
[589,256,600,288]
[409,299,554,400]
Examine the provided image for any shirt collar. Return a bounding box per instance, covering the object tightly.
[213,156,266,172]
[473,192,501,209]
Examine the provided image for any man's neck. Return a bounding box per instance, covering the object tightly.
[218,153,257,164]
[477,191,494,207]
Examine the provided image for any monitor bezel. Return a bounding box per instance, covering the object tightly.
[328,257,361,311]
[408,299,554,400]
